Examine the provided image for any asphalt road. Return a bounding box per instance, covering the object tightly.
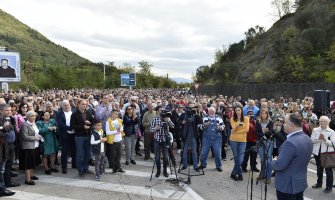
[3,146,335,200]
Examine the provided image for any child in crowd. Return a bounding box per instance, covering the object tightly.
[90,121,107,181]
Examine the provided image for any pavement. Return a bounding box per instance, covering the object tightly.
[3,146,335,200]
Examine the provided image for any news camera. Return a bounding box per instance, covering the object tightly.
[160,110,172,118]
[184,106,198,120]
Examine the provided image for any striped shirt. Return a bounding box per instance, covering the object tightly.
[199,114,225,131]
[150,116,174,142]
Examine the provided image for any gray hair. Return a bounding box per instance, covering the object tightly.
[25,110,37,118]
[319,115,330,124]
[61,100,70,108]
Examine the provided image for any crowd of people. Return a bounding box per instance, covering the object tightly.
[0,88,334,199]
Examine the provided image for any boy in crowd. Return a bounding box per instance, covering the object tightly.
[90,121,107,181]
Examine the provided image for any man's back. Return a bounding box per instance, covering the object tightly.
[273,131,313,194]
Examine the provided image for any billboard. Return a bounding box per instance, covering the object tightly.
[120,73,136,86]
[0,51,21,82]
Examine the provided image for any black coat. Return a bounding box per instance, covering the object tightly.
[123,115,138,137]
[70,110,95,137]
[256,120,274,140]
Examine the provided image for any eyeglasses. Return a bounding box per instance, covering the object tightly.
[22,106,28,108]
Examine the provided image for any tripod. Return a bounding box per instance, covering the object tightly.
[150,140,177,181]
[256,139,273,200]
[177,118,205,185]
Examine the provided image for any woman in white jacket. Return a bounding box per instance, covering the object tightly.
[311,115,335,193]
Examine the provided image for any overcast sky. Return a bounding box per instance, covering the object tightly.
[1,0,274,79]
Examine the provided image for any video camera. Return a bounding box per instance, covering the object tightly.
[184,106,198,119]
[160,110,172,118]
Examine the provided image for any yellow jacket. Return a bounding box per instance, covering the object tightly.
[230,117,250,142]
[106,118,125,144]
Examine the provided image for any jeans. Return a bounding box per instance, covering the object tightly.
[124,135,136,162]
[314,154,334,188]
[182,137,198,169]
[154,141,168,169]
[276,190,303,200]
[230,141,246,176]
[200,131,222,168]
[258,140,273,179]
[75,136,90,173]
[61,133,76,169]
[94,153,105,177]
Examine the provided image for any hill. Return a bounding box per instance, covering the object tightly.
[194,0,335,84]
[0,9,90,68]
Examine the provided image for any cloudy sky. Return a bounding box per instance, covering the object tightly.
[1,0,274,80]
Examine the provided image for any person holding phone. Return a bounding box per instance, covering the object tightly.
[230,105,249,181]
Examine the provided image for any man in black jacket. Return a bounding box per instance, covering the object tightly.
[70,99,95,177]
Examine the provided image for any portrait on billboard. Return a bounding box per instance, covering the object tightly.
[0,51,21,82]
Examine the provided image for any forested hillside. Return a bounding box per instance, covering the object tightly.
[194,0,335,84]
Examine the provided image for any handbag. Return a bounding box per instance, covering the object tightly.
[320,141,335,168]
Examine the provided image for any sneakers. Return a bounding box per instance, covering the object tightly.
[130,160,136,165]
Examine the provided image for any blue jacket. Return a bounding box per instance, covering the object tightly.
[273,131,312,194]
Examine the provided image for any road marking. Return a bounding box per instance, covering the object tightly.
[179,182,205,200]
[304,197,313,200]
[36,175,197,200]
[308,168,326,177]
[7,190,77,200]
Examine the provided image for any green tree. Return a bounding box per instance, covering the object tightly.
[138,60,152,76]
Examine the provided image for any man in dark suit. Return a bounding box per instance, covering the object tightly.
[273,113,313,200]
[0,59,16,78]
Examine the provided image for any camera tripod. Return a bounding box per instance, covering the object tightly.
[231,138,272,200]
[149,140,179,183]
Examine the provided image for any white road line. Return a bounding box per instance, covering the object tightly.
[36,175,196,200]
[179,182,205,200]
[7,190,77,200]
[304,197,313,200]
[307,168,326,177]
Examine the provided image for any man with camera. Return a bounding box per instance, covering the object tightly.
[197,107,225,172]
[179,102,200,172]
[150,108,174,177]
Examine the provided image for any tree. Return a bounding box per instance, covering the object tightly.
[271,0,294,20]
[138,60,152,76]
